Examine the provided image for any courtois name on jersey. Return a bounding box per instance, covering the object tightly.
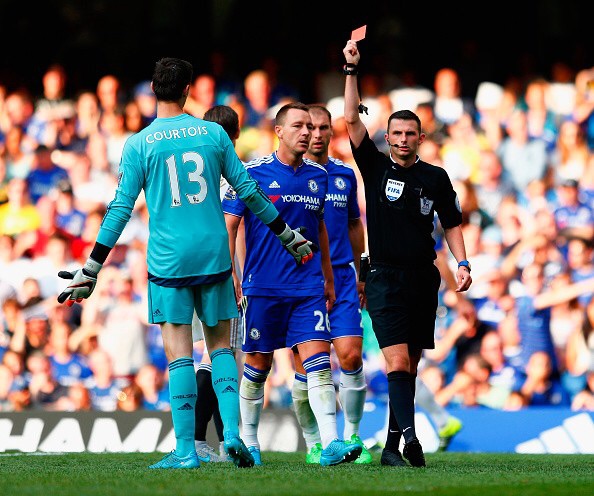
[97,114,277,282]
[304,157,361,267]
[222,153,328,297]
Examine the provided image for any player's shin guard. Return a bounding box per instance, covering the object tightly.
[211,348,240,438]
[239,363,269,448]
[291,373,322,449]
[339,366,366,439]
[168,356,197,457]
[303,352,338,448]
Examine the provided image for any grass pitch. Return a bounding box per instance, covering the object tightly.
[1,451,593,496]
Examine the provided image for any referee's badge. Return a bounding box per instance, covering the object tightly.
[420,197,434,215]
[385,179,404,201]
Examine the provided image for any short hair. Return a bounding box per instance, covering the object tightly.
[151,58,193,102]
[203,105,239,141]
[387,109,422,133]
[308,104,332,122]
[275,102,310,126]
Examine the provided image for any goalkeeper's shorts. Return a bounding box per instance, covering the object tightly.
[148,276,238,327]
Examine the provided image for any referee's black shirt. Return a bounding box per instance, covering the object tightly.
[351,132,462,267]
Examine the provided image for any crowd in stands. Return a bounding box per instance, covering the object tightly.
[1,57,594,415]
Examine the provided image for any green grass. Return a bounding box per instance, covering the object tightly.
[1,451,593,496]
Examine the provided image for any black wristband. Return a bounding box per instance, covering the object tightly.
[343,63,358,76]
[266,215,286,236]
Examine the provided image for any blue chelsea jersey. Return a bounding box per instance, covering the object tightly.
[306,157,360,267]
[96,113,277,282]
[222,153,328,297]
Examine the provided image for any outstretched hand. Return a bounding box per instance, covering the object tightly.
[56,259,102,307]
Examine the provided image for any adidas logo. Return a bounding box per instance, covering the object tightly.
[269,180,281,188]
[516,413,594,454]
[177,402,194,411]
[153,309,163,316]
[222,385,237,394]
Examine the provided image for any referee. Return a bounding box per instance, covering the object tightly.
[342,40,472,467]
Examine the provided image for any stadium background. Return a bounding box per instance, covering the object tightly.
[1,0,594,455]
[1,0,592,98]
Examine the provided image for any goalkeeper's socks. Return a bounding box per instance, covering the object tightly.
[339,366,367,439]
[194,363,218,441]
[239,363,269,448]
[384,404,402,452]
[168,356,197,457]
[387,371,417,444]
[303,352,338,448]
[211,348,240,438]
[292,373,321,449]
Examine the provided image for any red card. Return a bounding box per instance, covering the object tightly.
[351,25,366,42]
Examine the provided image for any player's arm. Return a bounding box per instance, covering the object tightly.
[225,212,243,307]
[319,220,336,312]
[57,153,143,306]
[343,40,366,148]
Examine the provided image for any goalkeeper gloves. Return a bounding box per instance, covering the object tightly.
[57,258,103,307]
[276,225,319,266]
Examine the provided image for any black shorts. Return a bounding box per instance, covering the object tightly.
[365,263,441,350]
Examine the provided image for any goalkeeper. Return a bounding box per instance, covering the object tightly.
[56,58,316,470]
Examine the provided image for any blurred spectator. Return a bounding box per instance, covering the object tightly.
[16,195,73,259]
[479,330,518,392]
[26,350,70,410]
[441,113,489,184]
[47,320,92,387]
[512,351,570,407]
[431,67,475,127]
[86,348,126,411]
[99,105,133,174]
[123,100,145,133]
[474,81,505,150]
[497,108,549,194]
[0,363,15,410]
[53,179,86,238]
[2,125,35,180]
[521,78,558,152]
[415,102,448,146]
[26,144,69,204]
[10,297,50,359]
[132,81,157,128]
[94,268,148,382]
[549,119,590,186]
[565,237,594,307]
[70,206,105,262]
[30,231,78,298]
[0,178,41,236]
[511,263,558,376]
[184,73,218,118]
[242,69,272,127]
[572,67,594,150]
[474,150,517,221]
[63,382,92,411]
[134,363,169,411]
[73,91,100,140]
[116,383,143,411]
[2,90,37,152]
[2,348,28,393]
[96,75,123,115]
[571,371,594,411]
[553,180,594,245]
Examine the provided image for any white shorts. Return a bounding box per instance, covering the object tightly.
[192,311,243,351]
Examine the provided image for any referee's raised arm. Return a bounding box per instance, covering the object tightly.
[343,40,366,148]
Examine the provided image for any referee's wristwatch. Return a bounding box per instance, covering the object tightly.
[458,260,471,272]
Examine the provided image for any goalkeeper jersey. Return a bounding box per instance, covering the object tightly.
[222,152,328,297]
[97,113,278,284]
[305,156,361,267]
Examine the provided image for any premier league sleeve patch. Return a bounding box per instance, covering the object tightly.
[420,197,434,215]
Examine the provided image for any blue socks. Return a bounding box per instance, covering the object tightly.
[168,356,197,456]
